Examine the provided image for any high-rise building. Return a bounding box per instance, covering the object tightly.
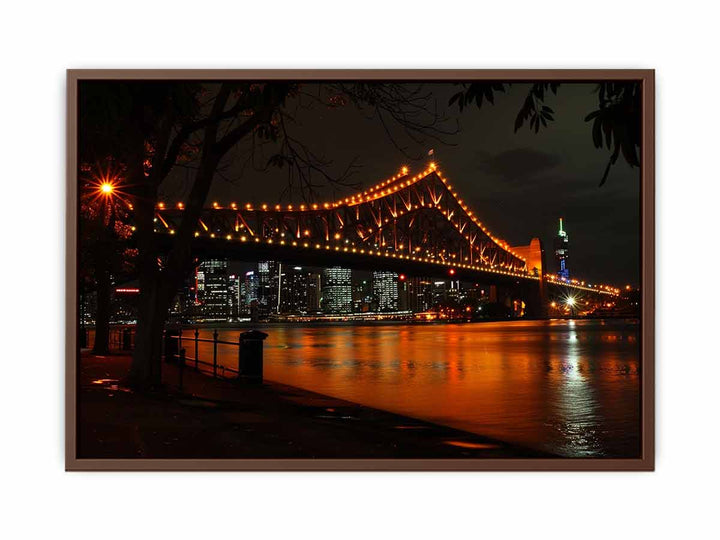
[243,271,259,306]
[432,280,449,305]
[228,274,241,320]
[352,278,373,312]
[322,267,352,314]
[554,218,570,279]
[306,272,322,313]
[257,261,280,318]
[278,266,309,314]
[372,271,399,312]
[196,259,229,321]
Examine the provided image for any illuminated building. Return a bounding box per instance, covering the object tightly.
[306,272,322,313]
[554,218,570,279]
[278,266,309,314]
[228,274,240,320]
[257,261,280,318]
[322,267,352,314]
[196,259,229,321]
[372,271,399,312]
[110,287,139,323]
[353,279,373,312]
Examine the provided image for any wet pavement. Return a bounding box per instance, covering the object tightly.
[77,352,551,459]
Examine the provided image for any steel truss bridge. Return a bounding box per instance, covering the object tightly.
[152,163,620,310]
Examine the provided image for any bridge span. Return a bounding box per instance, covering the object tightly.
[149,163,621,316]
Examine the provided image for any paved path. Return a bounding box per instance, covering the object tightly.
[78,352,550,459]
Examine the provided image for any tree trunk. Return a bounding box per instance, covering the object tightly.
[91,255,111,355]
[128,273,173,389]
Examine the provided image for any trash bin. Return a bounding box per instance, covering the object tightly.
[238,330,268,383]
[165,328,180,363]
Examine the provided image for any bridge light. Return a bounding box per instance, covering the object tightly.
[401,166,408,174]
[240,235,247,241]
[226,234,232,240]
[212,201,218,208]
[449,268,456,276]
[169,229,175,235]
[334,233,341,240]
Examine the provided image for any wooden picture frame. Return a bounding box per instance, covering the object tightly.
[66,69,654,471]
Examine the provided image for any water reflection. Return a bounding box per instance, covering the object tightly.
[195,319,640,457]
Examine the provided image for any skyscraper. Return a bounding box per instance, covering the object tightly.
[306,272,322,313]
[322,267,352,314]
[257,260,280,318]
[554,217,570,279]
[372,271,399,312]
[228,274,240,320]
[278,266,309,314]
[196,259,229,321]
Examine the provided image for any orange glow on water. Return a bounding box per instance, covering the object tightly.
[190,320,640,457]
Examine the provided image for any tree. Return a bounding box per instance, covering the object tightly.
[78,81,451,389]
[78,159,135,354]
[449,82,641,185]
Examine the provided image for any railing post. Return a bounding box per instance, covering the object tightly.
[194,328,199,371]
[238,334,242,377]
[178,327,183,351]
[213,329,218,378]
[178,348,186,392]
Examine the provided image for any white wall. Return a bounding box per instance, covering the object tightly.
[0,1,717,538]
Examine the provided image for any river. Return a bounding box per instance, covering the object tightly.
[185,319,640,458]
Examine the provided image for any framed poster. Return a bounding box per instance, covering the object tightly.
[66,69,654,471]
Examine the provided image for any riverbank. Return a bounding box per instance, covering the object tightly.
[77,351,549,459]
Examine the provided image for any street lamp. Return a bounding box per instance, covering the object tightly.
[565,296,576,317]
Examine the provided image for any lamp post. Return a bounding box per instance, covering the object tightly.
[565,296,576,318]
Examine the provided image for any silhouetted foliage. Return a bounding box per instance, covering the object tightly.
[449,81,640,185]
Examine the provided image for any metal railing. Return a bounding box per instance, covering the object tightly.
[167,328,242,381]
[84,326,254,383]
[81,325,136,351]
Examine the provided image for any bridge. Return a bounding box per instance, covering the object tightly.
[150,163,621,316]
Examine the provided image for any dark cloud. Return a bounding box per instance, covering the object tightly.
[474,148,562,182]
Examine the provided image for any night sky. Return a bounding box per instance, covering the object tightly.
[161,82,640,286]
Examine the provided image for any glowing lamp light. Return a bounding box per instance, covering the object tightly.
[566,297,576,307]
[449,268,456,276]
[100,182,114,195]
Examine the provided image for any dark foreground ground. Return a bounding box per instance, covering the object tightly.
[77,352,550,459]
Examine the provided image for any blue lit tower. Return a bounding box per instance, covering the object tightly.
[553,218,570,279]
